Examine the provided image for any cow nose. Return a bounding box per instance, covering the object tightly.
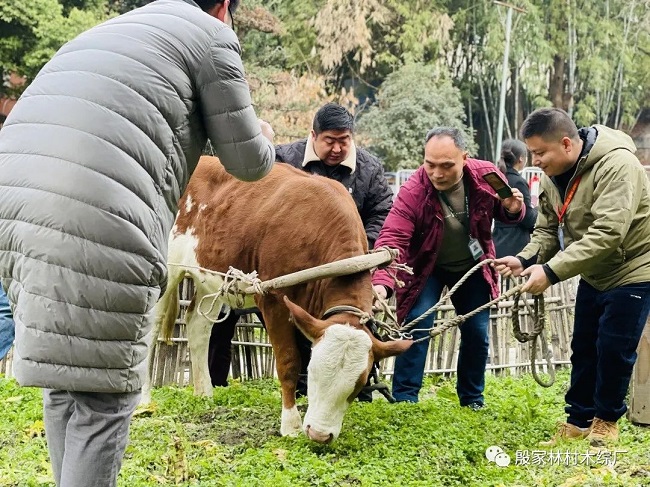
[305,425,333,444]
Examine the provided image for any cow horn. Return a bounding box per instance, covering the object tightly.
[369,334,413,361]
[283,295,327,342]
[244,248,398,294]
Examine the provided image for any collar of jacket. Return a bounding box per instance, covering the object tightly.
[505,166,520,176]
[302,133,357,173]
[573,126,598,174]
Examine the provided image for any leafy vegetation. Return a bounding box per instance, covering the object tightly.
[1,370,649,486]
[356,63,474,171]
[1,0,648,161]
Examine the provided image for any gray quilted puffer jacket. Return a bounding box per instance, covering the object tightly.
[0,0,274,393]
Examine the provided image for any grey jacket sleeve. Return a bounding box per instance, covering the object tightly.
[197,27,274,181]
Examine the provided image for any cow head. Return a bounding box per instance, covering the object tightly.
[283,296,411,443]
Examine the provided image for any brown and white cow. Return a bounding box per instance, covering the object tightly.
[142,156,411,443]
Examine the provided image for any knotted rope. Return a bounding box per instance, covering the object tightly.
[511,291,555,387]
[196,267,263,321]
[401,260,521,341]
[168,247,406,322]
[371,258,555,387]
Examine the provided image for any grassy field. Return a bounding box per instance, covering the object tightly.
[1,370,649,486]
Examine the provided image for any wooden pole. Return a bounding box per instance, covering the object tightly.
[629,315,650,425]
[244,248,398,294]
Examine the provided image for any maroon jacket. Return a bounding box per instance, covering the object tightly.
[372,159,524,323]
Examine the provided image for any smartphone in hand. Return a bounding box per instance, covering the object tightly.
[482,171,513,199]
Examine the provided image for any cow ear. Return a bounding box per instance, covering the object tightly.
[283,296,326,343]
[370,335,413,361]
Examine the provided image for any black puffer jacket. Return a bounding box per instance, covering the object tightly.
[493,167,538,257]
[275,138,393,247]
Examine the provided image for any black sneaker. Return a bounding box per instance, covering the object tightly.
[356,388,373,402]
[466,402,485,411]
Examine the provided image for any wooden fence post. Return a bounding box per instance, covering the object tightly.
[629,315,650,425]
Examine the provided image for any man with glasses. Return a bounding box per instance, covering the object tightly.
[0,0,273,485]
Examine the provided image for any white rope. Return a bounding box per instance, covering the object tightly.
[167,264,262,321]
[167,262,228,276]
[168,249,405,322]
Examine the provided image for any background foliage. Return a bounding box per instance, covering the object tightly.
[1,0,648,164]
[356,63,474,171]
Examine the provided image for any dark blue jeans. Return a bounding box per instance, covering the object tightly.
[0,285,14,360]
[566,280,650,427]
[392,269,491,405]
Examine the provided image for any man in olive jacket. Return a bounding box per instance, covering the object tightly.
[0,1,274,485]
[495,108,650,447]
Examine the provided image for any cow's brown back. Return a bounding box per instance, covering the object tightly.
[175,156,369,294]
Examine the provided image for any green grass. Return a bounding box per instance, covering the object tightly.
[1,370,649,486]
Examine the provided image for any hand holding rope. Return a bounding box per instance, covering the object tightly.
[370,258,556,387]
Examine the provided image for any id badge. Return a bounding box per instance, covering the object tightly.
[468,238,484,260]
[558,224,565,251]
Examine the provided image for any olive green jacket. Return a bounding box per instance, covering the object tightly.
[518,125,650,291]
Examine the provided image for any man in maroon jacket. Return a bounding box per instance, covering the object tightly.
[372,127,524,408]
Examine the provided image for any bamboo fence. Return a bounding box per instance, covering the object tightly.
[0,276,579,387]
[145,275,578,387]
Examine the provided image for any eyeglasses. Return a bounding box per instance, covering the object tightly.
[228,5,235,33]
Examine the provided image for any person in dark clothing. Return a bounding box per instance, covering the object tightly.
[275,103,394,248]
[208,103,394,400]
[493,139,538,257]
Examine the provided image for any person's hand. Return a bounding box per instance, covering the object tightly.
[492,256,524,278]
[520,264,551,295]
[502,187,524,214]
[259,119,275,142]
[373,284,388,300]
[372,284,388,309]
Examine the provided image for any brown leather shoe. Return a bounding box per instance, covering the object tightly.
[587,418,619,447]
[539,422,590,446]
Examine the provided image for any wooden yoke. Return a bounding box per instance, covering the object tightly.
[244,248,399,294]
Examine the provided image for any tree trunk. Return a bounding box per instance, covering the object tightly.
[549,54,565,109]
[566,0,576,117]
[513,65,520,137]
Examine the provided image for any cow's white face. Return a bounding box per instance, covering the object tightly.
[303,324,372,442]
[282,296,413,444]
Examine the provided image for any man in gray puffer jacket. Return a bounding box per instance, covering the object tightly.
[0,0,274,485]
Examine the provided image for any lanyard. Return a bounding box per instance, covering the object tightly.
[439,183,484,260]
[439,184,470,234]
[556,176,582,224]
[556,175,581,252]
